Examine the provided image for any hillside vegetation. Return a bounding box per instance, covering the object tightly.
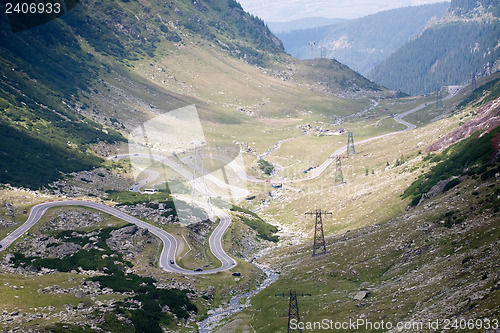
[403,125,500,206]
[448,0,500,17]
[212,73,500,333]
[371,21,500,95]
[0,0,382,190]
[61,0,283,65]
[0,0,285,189]
[0,18,125,188]
[8,220,198,332]
[1,0,499,330]
[370,0,500,95]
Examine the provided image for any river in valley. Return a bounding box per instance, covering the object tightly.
[197,265,279,332]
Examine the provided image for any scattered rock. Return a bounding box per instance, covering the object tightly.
[47,242,82,258]
[427,98,500,152]
[353,291,370,301]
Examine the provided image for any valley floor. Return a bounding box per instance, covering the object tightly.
[0,77,499,332]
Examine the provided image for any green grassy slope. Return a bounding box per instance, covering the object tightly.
[0,0,385,190]
[215,85,500,333]
[242,169,499,332]
[403,125,500,206]
[0,0,285,189]
[62,0,283,65]
[0,14,125,188]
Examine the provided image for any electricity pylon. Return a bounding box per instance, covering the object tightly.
[346,132,355,157]
[288,290,301,333]
[320,47,326,58]
[275,291,312,333]
[309,41,315,58]
[471,73,477,90]
[305,209,331,256]
[436,87,443,109]
[335,156,344,185]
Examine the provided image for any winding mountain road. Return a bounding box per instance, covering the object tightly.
[0,88,461,274]
[114,153,250,198]
[0,200,236,275]
[118,87,460,189]
[129,169,160,192]
[272,86,461,183]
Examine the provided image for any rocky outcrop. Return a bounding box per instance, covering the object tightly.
[119,203,176,225]
[41,209,105,231]
[187,219,212,239]
[46,242,82,258]
[353,290,370,301]
[47,167,132,197]
[427,97,500,152]
[106,225,152,259]
[0,217,16,230]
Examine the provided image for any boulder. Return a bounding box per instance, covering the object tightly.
[47,242,82,258]
[353,291,370,301]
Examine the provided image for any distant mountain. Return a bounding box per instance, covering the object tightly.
[370,0,500,95]
[276,3,450,76]
[267,17,345,34]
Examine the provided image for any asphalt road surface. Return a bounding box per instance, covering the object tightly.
[129,169,160,192]
[295,86,462,182]
[0,200,236,275]
[120,88,462,187]
[0,90,461,274]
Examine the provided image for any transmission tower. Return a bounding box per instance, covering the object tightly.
[471,73,477,91]
[436,87,443,110]
[334,156,344,185]
[320,47,326,59]
[305,209,331,256]
[288,290,301,333]
[309,41,315,59]
[346,132,355,157]
[274,291,312,333]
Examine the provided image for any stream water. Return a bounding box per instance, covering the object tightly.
[197,265,279,332]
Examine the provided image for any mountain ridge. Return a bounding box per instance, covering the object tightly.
[267,17,346,33]
[370,0,499,94]
[275,3,450,76]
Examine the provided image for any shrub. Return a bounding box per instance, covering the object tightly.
[443,178,461,192]
[257,159,274,175]
[403,126,500,206]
